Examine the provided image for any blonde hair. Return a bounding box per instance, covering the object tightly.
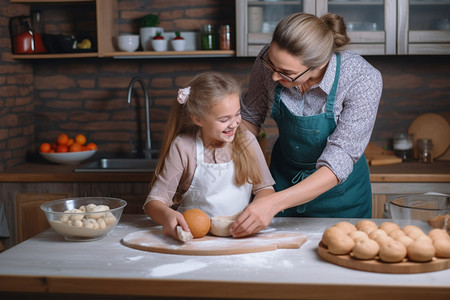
[152,72,262,189]
[272,13,350,68]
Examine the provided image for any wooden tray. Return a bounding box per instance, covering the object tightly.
[121,228,307,255]
[408,113,450,159]
[317,242,450,274]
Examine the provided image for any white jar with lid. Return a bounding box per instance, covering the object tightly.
[393,133,414,162]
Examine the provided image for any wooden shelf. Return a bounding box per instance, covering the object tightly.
[11,52,98,59]
[107,50,235,59]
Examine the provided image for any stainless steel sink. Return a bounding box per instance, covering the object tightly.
[74,158,158,172]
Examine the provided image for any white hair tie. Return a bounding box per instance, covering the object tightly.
[177,86,191,104]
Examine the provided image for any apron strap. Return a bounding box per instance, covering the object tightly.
[325,53,341,119]
[292,169,315,184]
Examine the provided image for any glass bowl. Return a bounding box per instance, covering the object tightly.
[40,150,97,165]
[389,194,450,231]
[41,197,127,241]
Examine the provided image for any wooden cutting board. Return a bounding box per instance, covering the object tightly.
[408,113,450,159]
[318,242,450,274]
[365,143,402,166]
[121,228,307,255]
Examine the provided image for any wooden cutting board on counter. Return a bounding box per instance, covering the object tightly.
[121,228,307,255]
[318,242,450,274]
[365,143,402,166]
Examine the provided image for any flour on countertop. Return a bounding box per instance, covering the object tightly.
[149,259,208,277]
[125,256,144,261]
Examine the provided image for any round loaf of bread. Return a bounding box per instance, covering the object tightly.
[334,221,357,234]
[369,229,387,240]
[433,239,450,258]
[396,235,414,248]
[389,229,406,240]
[348,230,368,243]
[327,234,355,255]
[407,240,435,262]
[379,222,401,234]
[428,228,450,241]
[379,240,407,263]
[355,220,378,231]
[322,226,346,247]
[352,238,380,260]
[402,225,425,240]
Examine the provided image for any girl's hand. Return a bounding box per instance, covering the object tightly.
[230,190,277,238]
[161,210,191,241]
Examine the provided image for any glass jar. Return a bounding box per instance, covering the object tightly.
[417,138,433,163]
[219,25,231,50]
[393,133,414,162]
[201,24,217,50]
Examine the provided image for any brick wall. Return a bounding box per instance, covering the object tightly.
[1,0,449,171]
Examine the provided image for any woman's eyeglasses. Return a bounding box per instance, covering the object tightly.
[260,46,312,82]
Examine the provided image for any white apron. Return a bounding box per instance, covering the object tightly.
[178,134,253,217]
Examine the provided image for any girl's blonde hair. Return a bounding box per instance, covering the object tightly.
[152,72,262,189]
[272,13,350,68]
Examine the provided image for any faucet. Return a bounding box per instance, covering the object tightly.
[127,76,152,159]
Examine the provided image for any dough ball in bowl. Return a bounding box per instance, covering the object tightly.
[210,213,240,237]
[182,208,211,238]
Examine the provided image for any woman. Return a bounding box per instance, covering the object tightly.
[230,13,382,238]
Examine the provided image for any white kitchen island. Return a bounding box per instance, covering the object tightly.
[0,215,449,300]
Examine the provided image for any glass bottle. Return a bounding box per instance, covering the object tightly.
[219,25,231,50]
[417,138,433,163]
[201,24,217,50]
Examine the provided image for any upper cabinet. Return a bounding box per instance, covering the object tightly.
[398,0,450,55]
[236,0,450,56]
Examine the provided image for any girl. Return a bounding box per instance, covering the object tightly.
[144,72,275,241]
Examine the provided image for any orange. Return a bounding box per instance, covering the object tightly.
[182,208,210,238]
[85,142,97,151]
[75,134,86,146]
[57,133,69,145]
[67,138,74,146]
[40,142,51,153]
[56,144,69,153]
[69,143,83,152]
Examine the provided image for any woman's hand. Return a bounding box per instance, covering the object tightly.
[230,189,278,238]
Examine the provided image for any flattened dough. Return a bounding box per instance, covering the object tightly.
[210,213,240,237]
[177,226,193,242]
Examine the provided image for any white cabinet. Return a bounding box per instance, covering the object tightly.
[236,0,450,56]
[398,0,450,55]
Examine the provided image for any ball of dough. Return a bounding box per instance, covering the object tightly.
[402,225,425,240]
[358,225,377,235]
[182,208,211,238]
[396,235,414,248]
[428,214,450,230]
[369,229,387,240]
[348,230,368,243]
[407,240,435,262]
[327,234,355,255]
[379,240,407,263]
[334,221,357,234]
[355,220,378,231]
[389,229,405,240]
[374,235,393,247]
[352,238,380,260]
[428,228,450,242]
[379,222,401,234]
[210,213,239,237]
[415,235,433,244]
[433,239,450,258]
[322,226,346,247]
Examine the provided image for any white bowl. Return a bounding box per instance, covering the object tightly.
[41,197,127,241]
[151,39,168,51]
[40,150,97,165]
[117,34,140,52]
[140,27,164,51]
[171,39,187,51]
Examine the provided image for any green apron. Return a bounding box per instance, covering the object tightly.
[270,53,372,218]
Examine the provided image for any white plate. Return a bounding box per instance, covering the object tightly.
[40,150,97,165]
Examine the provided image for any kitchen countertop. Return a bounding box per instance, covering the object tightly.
[0,160,449,183]
[0,215,449,300]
